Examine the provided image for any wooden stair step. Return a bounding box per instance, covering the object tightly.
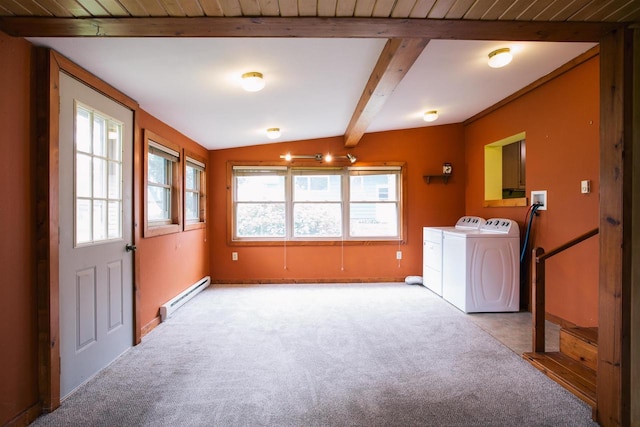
[562,327,598,345]
[522,351,596,408]
[560,327,598,371]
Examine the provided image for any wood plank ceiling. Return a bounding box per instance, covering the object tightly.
[0,0,638,21]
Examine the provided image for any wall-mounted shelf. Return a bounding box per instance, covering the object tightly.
[423,174,451,184]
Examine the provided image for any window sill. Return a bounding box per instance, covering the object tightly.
[483,197,527,208]
[144,223,181,238]
[184,221,206,231]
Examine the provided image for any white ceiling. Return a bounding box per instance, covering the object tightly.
[28,37,596,150]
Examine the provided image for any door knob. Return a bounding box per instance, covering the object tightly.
[125,243,137,252]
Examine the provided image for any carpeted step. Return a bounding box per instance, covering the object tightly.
[522,351,596,409]
[560,327,598,371]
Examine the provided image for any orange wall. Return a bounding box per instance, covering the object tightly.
[0,33,38,424]
[208,125,466,282]
[464,57,600,326]
[137,111,210,330]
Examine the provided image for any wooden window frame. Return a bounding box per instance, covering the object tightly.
[228,161,407,245]
[143,129,182,237]
[183,150,207,231]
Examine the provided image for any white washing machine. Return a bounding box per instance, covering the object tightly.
[441,218,520,313]
[423,216,486,296]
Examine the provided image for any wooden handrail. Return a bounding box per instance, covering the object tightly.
[536,228,600,263]
[531,228,599,353]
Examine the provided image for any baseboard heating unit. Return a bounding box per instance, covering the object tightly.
[159,276,211,322]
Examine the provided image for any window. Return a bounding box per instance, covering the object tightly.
[349,169,399,237]
[484,132,527,207]
[234,166,287,238]
[184,151,207,230]
[75,102,123,246]
[144,130,181,237]
[232,164,403,242]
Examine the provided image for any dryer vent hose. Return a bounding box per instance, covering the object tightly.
[520,203,543,264]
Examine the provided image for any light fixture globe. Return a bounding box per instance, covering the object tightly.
[488,48,512,68]
[423,110,438,122]
[266,127,281,139]
[241,72,265,92]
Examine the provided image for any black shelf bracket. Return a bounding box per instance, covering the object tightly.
[423,174,451,184]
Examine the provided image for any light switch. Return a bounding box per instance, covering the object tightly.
[581,180,590,194]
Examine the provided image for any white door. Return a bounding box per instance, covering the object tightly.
[59,72,134,399]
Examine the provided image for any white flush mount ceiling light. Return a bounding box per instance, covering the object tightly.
[266,127,281,139]
[488,48,512,68]
[423,110,438,122]
[241,72,265,92]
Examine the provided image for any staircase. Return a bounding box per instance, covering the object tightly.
[523,327,597,409]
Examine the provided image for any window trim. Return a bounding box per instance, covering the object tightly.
[227,161,407,246]
[143,129,182,237]
[183,149,207,231]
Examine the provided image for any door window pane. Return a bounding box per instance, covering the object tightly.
[108,161,121,199]
[74,103,123,246]
[93,199,107,241]
[93,157,107,198]
[76,107,92,153]
[76,199,91,244]
[108,201,121,239]
[76,154,92,198]
[93,116,106,157]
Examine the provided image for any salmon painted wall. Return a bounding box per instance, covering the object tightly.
[208,125,465,282]
[0,32,38,424]
[137,111,210,331]
[464,57,600,326]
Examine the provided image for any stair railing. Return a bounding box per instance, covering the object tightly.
[531,228,599,352]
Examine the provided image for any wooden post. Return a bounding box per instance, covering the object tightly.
[598,27,633,427]
[532,247,545,353]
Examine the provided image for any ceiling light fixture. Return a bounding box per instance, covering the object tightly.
[280,153,357,163]
[488,48,512,68]
[423,110,438,122]
[266,127,281,139]
[241,72,265,92]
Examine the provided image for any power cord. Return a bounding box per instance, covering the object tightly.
[520,202,543,263]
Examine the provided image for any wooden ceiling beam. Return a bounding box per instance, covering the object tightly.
[0,16,618,41]
[344,38,429,148]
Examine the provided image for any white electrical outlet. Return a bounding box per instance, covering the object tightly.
[396,251,402,260]
[232,252,238,261]
[581,180,591,194]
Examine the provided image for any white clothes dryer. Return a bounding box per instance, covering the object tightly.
[422,216,486,296]
[441,218,520,313]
